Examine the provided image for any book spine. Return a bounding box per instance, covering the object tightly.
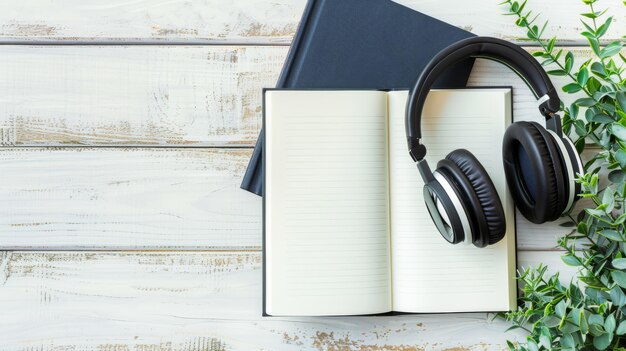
[276,0,321,87]
[240,0,322,197]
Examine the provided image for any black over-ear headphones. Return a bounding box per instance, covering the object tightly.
[405,36,583,248]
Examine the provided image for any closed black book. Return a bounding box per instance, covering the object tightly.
[241,0,476,195]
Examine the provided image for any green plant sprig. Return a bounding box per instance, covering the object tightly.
[501,0,625,156]
[498,0,626,350]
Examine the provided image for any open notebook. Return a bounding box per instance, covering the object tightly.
[263,89,516,316]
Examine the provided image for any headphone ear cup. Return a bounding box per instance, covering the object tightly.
[502,121,567,223]
[440,149,507,247]
[423,178,466,245]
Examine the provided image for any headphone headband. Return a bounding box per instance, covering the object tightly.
[406,36,561,161]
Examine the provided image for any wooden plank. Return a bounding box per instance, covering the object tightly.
[0,46,616,147]
[397,0,624,45]
[0,147,591,250]
[0,0,622,43]
[0,45,287,147]
[0,148,261,250]
[0,0,307,44]
[0,250,571,350]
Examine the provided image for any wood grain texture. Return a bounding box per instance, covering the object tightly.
[0,147,590,250]
[0,148,261,250]
[0,0,306,44]
[1,46,618,147]
[0,0,622,43]
[0,250,572,351]
[0,45,286,147]
[0,1,608,348]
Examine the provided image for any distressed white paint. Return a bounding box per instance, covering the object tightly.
[0,46,615,147]
[0,147,593,250]
[0,148,261,250]
[0,0,611,348]
[0,250,571,351]
[0,0,622,43]
[0,45,286,146]
[0,0,306,44]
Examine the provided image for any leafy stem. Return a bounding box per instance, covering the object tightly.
[500,1,626,350]
[501,0,592,96]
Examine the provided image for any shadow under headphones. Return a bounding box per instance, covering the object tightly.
[405,36,584,248]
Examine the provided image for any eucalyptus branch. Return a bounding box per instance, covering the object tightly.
[501,0,593,96]
[499,1,626,350]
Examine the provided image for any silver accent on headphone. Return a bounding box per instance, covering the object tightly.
[433,171,473,245]
[537,94,551,106]
[546,130,576,214]
[561,135,584,212]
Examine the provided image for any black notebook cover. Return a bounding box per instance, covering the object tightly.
[241,0,476,195]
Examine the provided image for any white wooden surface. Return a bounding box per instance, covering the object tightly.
[0,0,606,349]
[0,0,622,44]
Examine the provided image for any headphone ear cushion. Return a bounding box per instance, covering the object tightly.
[502,121,567,223]
[441,149,507,246]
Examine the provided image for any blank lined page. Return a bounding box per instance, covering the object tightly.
[265,90,392,316]
[388,89,516,313]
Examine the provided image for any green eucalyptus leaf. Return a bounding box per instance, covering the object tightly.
[560,333,575,348]
[577,68,589,86]
[599,229,624,241]
[596,16,612,38]
[593,332,611,350]
[610,286,626,307]
[586,76,601,94]
[599,102,616,114]
[612,270,626,288]
[590,323,605,337]
[579,310,589,334]
[581,17,595,32]
[506,340,516,350]
[608,169,626,184]
[575,97,596,107]
[613,258,626,269]
[562,254,582,266]
[617,320,626,335]
[565,51,574,73]
[604,314,616,335]
[592,113,614,123]
[588,36,601,56]
[575,137,585,153]
[539,326,551,348]
[602,187,615,212]
[526,338,539,351]
[590,61,606,76]
[581,12,598,19]
[543,315,561,327]
[547,37,556,53]
[600,41,623,59]
[546,69,567,76]
[563,83,582,93]
[587,208,607,217]
[581,31,595,41]
[611,124,626,141]
[617,92,626,112]
[555,300,566,317]
[560,322,579,334]
[615,149,626,168]
[569,103,579,119]
[577,221,588,234]
[573,119,587,137]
